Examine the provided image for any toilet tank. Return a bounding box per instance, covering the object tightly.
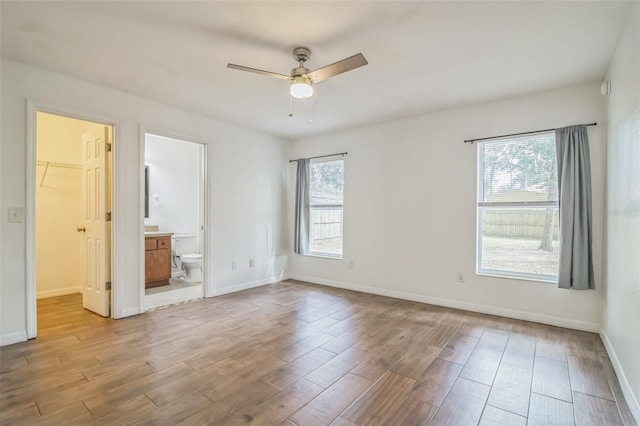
[171,234,199,255]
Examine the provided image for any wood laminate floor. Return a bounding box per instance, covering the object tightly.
[1,280,636,425]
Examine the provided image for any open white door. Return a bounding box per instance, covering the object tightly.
[81,126,110,317]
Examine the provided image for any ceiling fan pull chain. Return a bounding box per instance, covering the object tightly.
[308,97,313,124]
[289,94,294,117]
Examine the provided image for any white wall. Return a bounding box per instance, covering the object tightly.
[35,112,104,299]
[288,81,606,331]
[1,60,289,345]
[145,134,202,255]
[602,3,640,420]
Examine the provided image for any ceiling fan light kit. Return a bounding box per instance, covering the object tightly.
[290,75,313,99]
[228,47,368,119]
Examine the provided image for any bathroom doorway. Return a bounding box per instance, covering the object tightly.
[34,111,114,325]
[143,133,206,310]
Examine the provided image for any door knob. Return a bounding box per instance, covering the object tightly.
[76,227,86,232]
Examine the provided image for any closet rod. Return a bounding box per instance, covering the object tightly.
[38,161,81,188]
[36,160,81,169]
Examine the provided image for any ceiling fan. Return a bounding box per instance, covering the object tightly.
[227,47,368,100]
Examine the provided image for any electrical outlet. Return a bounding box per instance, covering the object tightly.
[348,261,354,269]
[232,260,238,270]
[249,259,255,268]
[456,272,465,283]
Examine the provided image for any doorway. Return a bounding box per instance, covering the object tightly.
[34,111,114,328]
[143,133,206,310]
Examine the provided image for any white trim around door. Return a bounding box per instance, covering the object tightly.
[26,100,120,338]
[138,125,212,315]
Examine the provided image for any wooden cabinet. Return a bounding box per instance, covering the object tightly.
[145,235,171,288]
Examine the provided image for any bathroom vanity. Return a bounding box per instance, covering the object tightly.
[144,233,172,288]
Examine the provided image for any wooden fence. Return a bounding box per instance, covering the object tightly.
[482,209,559,239]
[310,208,556,240]
[311,208,343,240]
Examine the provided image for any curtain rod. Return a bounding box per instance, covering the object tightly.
[464,122,597,144]
[289,152,348,162]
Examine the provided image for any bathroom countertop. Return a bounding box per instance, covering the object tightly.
[144,232,173,237]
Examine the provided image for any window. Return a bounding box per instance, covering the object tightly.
[309,158,344,258]
[477,132,559,281]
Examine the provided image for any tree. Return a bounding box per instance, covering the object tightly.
[520,138,557,252]
[310,160,343,204]
[538,167,557,251]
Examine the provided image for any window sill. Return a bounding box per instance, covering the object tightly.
[303,252,343,260]
[477,271,557,284]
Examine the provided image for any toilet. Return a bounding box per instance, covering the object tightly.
[171,236,203,283]
[180,254,203,282]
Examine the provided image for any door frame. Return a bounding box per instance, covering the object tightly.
[26,100,119,338]
[138,125,211,314]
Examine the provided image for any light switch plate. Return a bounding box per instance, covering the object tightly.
[8,207,24,223]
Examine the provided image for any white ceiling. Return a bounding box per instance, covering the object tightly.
[0,1,630,140]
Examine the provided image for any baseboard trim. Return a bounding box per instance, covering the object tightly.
[600,328,640,423]
[0,331,28,347]
[208,276,282,298]
[288,275,600,333]
[36,287,81,299]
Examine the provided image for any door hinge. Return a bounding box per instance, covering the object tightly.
[105,211,112,221]
[105,281,112,291]
[105,142,112,152]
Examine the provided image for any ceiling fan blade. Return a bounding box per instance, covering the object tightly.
[307,53,368,83]
[227,63,291,81]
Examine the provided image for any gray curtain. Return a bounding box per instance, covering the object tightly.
[556,125,595,290]
[294,159,310,254]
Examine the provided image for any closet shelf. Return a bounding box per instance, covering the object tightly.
[38,161,81,187]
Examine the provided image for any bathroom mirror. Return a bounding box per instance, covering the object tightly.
[144,166,149,218]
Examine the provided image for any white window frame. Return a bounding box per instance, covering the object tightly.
[476,131,559,283]
[307,157,344,259]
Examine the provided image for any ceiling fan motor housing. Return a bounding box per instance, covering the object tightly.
[293,47,311,63]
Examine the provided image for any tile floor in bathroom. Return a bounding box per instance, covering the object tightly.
[144,279,203,310]
[145,278,201,295]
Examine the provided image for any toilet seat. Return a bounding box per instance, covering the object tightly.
[181,254,202,262]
